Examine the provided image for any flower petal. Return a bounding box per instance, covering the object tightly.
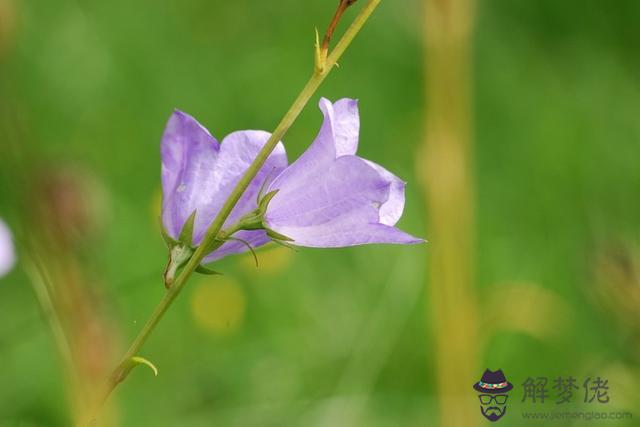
[331,97,359,156]
[215,131,287,226]
[363,160,406,226]
[161,110,220,240]
[192,130,287,246]
[264,98,422,248]
[160,110,288,261]
[268,98,359,202]
[267,155,382,226]
[265,155,422,247]
[182,131,288,262]
[268,222,422,248]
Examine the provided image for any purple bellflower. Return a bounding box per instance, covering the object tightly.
[262,98,422,247]
[160,98,421,270]
[0,218,16,278]
[161,111,287,262]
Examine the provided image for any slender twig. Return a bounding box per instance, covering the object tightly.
[321,0,359,54]
[83,0,381,424]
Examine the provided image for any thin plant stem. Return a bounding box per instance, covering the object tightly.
[83,0,382,424]
[321,0,359,54]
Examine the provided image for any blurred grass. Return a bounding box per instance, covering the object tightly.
[0,0,639,425]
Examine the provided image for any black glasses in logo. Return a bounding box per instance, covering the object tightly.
[479,394,508,405]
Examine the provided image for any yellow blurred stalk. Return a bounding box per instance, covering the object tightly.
[2,111,120,424]
[25,251,119,427]
[421,0,478,426]
[0,0,16,58]
[18,167,120,426]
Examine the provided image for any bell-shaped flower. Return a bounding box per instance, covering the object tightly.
[262,98,423,247]
[161,110,287,262]
[0,217,16,278]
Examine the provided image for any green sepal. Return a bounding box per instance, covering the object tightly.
[178,210,197,246]
[236,213,263,230]
[195,265,223,276]
[163,244,194,288]
[258,189,279,213]
[227,236,259,267]
[255,173,272,205]
[271,239,298,251]
[266,228,294,242]
[160,219,179,248]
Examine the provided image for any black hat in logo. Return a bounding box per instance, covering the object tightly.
[473,369,513,394]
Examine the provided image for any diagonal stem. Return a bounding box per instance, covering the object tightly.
[322,0,359,54]
[83,0,382,424]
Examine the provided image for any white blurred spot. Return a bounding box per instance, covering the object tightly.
[0,218,16,278]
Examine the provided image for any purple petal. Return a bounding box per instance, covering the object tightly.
[264,98,422,248]
[363,160,406,226]
[160,110,288,261]
[267,98,358,200]
[161,110,220,240]
[268,223,421,248]
[192,130,287,245]
[265,155,422,247]
[0,218,16,278]
[331,98,359,156]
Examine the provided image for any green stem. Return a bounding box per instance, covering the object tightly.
[84,0,381,424]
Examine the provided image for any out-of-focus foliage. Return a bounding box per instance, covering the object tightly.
[0,0,639,425]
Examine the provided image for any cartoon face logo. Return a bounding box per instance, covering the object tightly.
[473,369,513,422]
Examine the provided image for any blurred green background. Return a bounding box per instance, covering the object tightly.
[1,0,639,425]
